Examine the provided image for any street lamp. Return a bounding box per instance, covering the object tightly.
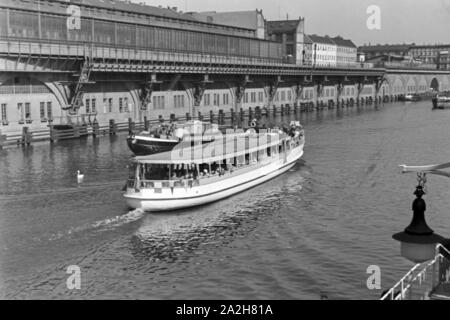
[393,164,450,263]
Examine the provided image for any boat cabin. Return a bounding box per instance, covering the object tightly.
[126,131,303,191]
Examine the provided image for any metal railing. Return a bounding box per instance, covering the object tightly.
[381,244,450,300]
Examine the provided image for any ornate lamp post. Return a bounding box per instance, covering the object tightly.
[393,164,450,263]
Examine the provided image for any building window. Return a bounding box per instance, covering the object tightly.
[18,103,24,123]
[85,99,90,114]
[174,95,185,109]
[180,96,185,108]
[47,102,52,120]
[1,103,7,125]
[287,91,292,101]
[108,98,113,113]
[119,98,123,113]
[25,103,31,123]
[281,91,286,101]
[223,93,229,105]
[213,94,219,106]
[244,93,248,104]
[40,102,46,121]
[91,99,96,114]
[258,92,264,102]
[251,92,256,103]
[204,94,210,106]
[153,96,164,110]
[124,97,129,112]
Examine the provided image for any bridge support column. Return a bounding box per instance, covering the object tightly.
[233,75,251,125]
[192,75,213,119]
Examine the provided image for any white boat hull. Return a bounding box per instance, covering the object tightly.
[124,143,304,212]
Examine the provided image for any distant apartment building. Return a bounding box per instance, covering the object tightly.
[333,36,357,67]
[309,35,336,67]
[186,10,266,39]
[266,18,355,67]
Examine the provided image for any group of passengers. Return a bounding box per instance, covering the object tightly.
[151,123,177,140]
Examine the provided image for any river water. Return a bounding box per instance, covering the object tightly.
[1,101,450,300]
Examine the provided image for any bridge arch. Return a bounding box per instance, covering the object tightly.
[430,78,439,92]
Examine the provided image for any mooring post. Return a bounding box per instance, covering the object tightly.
[0,130,6,149]
[92,120,100,138]
[144,116,149,131]
[219,109,224,125]
[128,118,134,134]
[109,119,116,135]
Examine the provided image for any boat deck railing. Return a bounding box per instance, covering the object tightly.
[126,150,293,191]
[381,244,450,300]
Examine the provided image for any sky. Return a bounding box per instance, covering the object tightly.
[138,0,450,46]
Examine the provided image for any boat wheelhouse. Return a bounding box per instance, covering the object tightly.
[123,123,305,211]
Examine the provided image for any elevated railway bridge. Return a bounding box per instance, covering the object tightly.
[0,38,450,138]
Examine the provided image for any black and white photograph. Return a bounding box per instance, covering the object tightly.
[0,0,450,304]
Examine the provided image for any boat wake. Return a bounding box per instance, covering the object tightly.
[48,209,145,241]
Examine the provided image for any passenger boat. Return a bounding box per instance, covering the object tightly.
[127,120,220,156]
[123,122,305,211]
[432,92,450,109]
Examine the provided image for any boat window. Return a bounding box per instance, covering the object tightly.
[245,154,250,165]
[267,147,271,157]
[140,164,170,181]
[237,155,245,167]
[128,163,137,179]
[252,152,258,163]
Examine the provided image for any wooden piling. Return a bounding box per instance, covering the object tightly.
[92,121,100,138]
[109,119,117,135]
[0,131,6,149]
[218,109,224,125]
[144,116,149,131]
[128,118,134,134]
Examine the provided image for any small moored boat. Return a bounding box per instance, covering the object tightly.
[127,121,220,156]
[432,92,450,109]
[123,122,305,211]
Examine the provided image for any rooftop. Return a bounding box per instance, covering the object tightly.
[332,36,356,48]
[70,0,198,22]
[266,20,301,34]
[186,10,263,31]
[308,34,335,45]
